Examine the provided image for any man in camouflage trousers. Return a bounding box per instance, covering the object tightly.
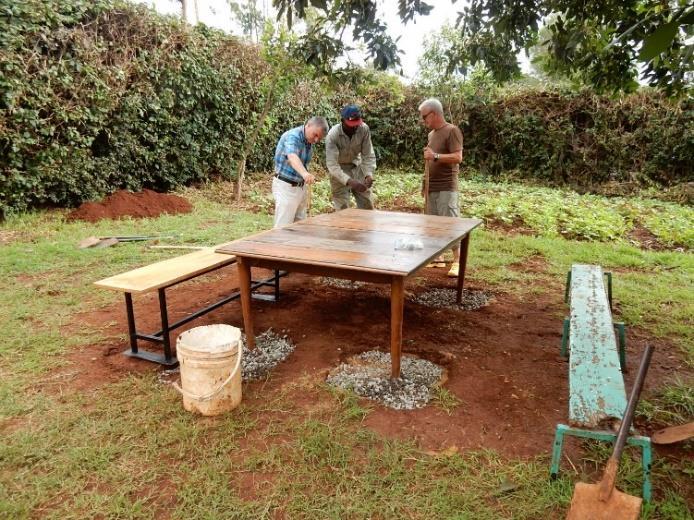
[325,104,377,210]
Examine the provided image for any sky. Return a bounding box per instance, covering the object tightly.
[133,0,530,81]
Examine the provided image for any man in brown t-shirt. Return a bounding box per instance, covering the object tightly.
[419,98,464,277]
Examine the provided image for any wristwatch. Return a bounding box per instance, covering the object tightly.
[434,153,440,162]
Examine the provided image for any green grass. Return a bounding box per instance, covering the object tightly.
[0,176,692,518]
[432,387,464,416]
[278,169,692,249]
[638,377,694,426]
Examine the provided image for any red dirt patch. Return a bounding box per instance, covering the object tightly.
[60,266,691,464]
[627,225,669,251]
[66,189,192,222]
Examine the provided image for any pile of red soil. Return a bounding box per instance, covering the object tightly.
[67,189,192,223]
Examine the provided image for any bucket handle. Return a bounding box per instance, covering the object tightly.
[172,343,243,402]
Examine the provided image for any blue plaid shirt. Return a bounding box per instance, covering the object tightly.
[274,125,313,184]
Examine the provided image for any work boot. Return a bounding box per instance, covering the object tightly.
[447,263,459,278]
[427,256,446,268]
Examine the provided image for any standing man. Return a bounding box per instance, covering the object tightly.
[272,116,329,228]
[325,104,377,210]
[419,98,464,278]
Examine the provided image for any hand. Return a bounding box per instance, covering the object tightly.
[363,176,373,188]
[347,179,367,193]
[303,172,315,185]
[423,147,435,161]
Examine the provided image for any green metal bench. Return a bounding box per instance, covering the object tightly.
[551,264,653,501]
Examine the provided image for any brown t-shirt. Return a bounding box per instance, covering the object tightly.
[426,123,463,193]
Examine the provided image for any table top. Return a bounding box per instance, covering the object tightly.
[216,209,482,276]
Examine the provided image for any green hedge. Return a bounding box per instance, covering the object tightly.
[458,89,694,187]
[1,0,692,216]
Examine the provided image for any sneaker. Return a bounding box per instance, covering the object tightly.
[447,263,459,277]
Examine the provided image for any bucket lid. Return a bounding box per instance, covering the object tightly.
[177,324,241,356]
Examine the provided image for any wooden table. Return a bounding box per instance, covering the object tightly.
[216,209,483,378]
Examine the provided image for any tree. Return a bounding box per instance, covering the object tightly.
[178,0,199,24]
[271,0,693,95]
[234,23,308,201]
[272,0,433,72]
[227,0,266,42]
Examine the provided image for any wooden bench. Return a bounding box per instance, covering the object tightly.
[551,264,652,501]
[94,246,284,366]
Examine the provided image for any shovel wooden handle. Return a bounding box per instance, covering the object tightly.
[423,160,430,214]
[598,344,654,501]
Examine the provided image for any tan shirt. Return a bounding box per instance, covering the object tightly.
[325,123,377,185]
[426,123,463,193]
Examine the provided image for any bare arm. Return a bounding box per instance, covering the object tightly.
[287,153,315,184]
[423,147,462,164]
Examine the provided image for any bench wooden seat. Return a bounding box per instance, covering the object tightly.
[95,246,284,366]
[550,264,652,501]
[95,247,237,294]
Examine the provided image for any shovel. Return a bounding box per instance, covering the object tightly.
[652,421,694,445]
[78,234,176,249]
[566,344,654,520]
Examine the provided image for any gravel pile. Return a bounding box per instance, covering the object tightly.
[241,329,295,381]
[326,350,444,410]
[411,288,491,310]
[320,277,364,290]
[158,329,295,388]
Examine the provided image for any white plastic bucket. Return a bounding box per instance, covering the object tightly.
[173,324,242,416]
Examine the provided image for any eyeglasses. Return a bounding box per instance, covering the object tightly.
[421,111,433,121]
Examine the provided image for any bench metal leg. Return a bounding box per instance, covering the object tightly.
[614,321,627,372]
[604,271,613,310]
[121,271,285,366]
[560,317,570,358]
[125,292,138,354]
[251,269,287,302]
[122,289,179,366]
[158,288,174,363]
[549,423,652,502]
[564,271,571,303]
[550,424,567,479]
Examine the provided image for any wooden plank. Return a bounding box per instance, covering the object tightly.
[250,226,446,255]
[219,240,420,274]
[298,209,482,235]
[294,222,466,240]
[248,258,393,284]
[568,264,627,427]
[216,210,481,275]
[94,248,236,294]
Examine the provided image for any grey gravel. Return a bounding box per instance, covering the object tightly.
[241,329,295,381]
[326,350,444,410]
[411,288,491,311]
[320,277,364,290]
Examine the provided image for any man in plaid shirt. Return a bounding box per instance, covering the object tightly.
[272,116,329,228]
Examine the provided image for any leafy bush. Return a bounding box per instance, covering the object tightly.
[1,0,692,216]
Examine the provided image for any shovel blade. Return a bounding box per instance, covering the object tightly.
[652,421,694,445]
[567,482,641,520]
[93,237,120,249]
[78,236,102,249]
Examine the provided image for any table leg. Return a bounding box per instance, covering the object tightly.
[456,234,471,304]
[237,257,255,349]
[390,276,405,379]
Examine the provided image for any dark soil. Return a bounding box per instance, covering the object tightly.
[66,189,192,222]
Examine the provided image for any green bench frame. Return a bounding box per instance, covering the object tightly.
[551,264,653,502]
